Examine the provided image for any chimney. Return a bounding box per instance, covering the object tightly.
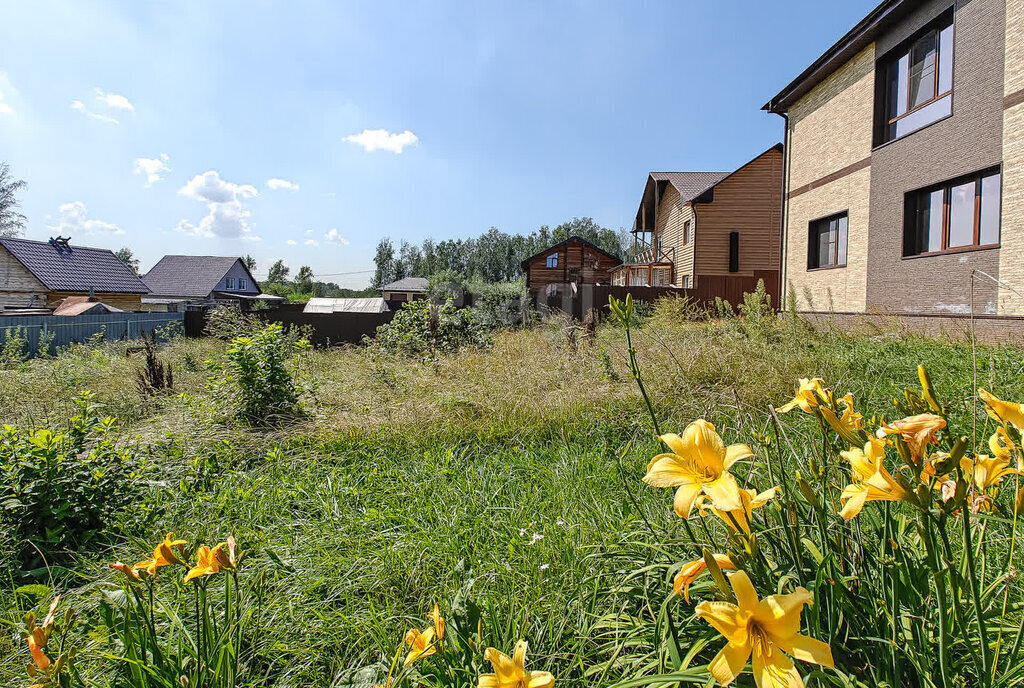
[89,287,96,301]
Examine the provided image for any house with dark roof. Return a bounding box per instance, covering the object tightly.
[142,255,275,311]
[763,0,1022,320]
[520,236,621,300]
[380,276,429,304]
[611,145,783,300]
[0,236,150,311]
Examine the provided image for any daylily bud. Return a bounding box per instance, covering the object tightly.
[948,437,969,463]
[702,548,734,603]
[918,365,942,412]
[931,451,957,476]
[26,663,36,677]
[796,476,819,508]
[1015,487,1024,518]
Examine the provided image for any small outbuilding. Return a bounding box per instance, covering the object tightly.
[303,297,390,314]
[380,277,428,304]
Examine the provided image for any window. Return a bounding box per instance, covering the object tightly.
[546,253,558,268]
[225,277,236,289]
[807,212,848,270]
[657,237,664,258]
[904,168,1001,256]
[683,220,692,245]
[629,269,648,287]
[875,10,954,145]
[729,231,739,273]
[652,267,671,286]
[239,278,247,290]
[682,275,692,289]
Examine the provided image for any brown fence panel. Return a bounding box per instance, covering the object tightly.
[255,310,395,346]
[184,311,207,338]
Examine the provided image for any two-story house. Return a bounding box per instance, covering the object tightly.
[142,255,275,311]
[764,0,1023,320]
[611,145,784,303]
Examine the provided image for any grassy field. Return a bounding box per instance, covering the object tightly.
[2,304,1024,687]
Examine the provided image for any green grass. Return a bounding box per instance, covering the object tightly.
[2,309,1024,687]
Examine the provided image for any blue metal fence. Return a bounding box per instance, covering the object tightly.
[0,312,184,358]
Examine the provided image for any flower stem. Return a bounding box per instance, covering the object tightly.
[962,502,991,685]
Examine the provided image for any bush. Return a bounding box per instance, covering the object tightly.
[206,322,310,423]
[373,299,491,356]
[468,279,528,328]
[0,392,141,573]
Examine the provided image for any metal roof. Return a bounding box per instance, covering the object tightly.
[0,237,150,293]
[381,277,429,292]
[304,297,390,314]
[143,255,254,298]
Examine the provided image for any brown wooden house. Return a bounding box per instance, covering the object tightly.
[0,236,150,311]
[611,144,784,303]
[521,236,621,302]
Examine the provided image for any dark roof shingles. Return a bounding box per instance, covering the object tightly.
[143,255,243,298]
[381,277,429,292]
[0,237,149,293]
[650,171,731,204]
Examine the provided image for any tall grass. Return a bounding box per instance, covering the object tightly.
[2,303,1024,686]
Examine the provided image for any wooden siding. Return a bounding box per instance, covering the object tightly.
[525,239,614,292]
[654,184,695,284]
[0,245,47,307]
[693,147,784,283]
[46,292,145,311]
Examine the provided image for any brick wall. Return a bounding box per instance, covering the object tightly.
[1001,0,1024,314]
[866,0,1006,316]
[784,44,875,313]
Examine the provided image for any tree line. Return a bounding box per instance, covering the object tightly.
[372,217,634,288]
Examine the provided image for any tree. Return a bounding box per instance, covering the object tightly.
[115,247,141,275]
[372,239,396,289]
[295,265,314,293]
[242,255,257,273]
[267,259,290,284]
[0,162,27,238]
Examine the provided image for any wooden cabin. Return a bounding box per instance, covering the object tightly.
[0,236,150,311]
[521,236,621,301]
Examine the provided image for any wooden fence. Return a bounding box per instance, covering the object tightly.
[254,310,395,346]
[534,272,779,320]
[0,312,185,358]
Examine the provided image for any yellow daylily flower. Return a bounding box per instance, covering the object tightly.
[403,626,437,666]
[960,453,1019,492]
[989,427,1022,471]
[183,545,222,584]
[431,604,445,641]
[696,487,779,535]
[134,533,187,577]
[820,393,865,445]
[674,554,736,603]
[876,413,945,460]
[213,535,239,571]
[839,438,912,520]
[643,420,752,517]
[478,641,554,688]
[979,389,1024,429]
[696,571,833,688]
[777,378,826,414]
[110,561,142,583]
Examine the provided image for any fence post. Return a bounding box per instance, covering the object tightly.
[126,318,131,340]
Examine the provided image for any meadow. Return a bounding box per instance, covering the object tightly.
[3,301,1024,688]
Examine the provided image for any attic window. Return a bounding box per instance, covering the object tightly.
[546,253,558,268]
[239,278,248,290]
[225,277,235,289]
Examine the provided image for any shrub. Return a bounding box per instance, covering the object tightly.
[203,304,259,341]
[206,322,310,423]
[134,333,174,396]
[373,299,490,356]
[467,280,528,328]
[1,325,31,368]
[0,392,141,573]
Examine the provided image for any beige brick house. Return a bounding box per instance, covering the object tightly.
[765,0,1024,318]
[611,145,783,302]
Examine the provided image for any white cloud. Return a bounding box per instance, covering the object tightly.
[94,87,134,111]
[342,128,418,154]
[267,178,299,191]
[175,171,260,240]
[71,100,119,124]
[324,228,349,245]
[286,239,298,245]
[304,229,314,235]
[0,89,10,115]
[304,239,319,247]
[48,201,123,235]
[133,153,171,187]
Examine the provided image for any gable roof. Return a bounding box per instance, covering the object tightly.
[143,255,256,298]
[0,237,150,293]
[633,144,784,232]
[381,276,429,293]
[763,0,915,113]
[519,235,622,271]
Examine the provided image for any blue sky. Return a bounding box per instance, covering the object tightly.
[0,0,877,287]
